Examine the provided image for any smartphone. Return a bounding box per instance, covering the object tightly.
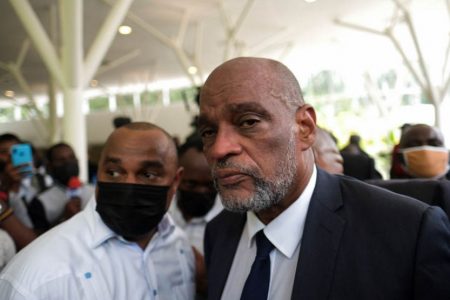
[10,143,34,175]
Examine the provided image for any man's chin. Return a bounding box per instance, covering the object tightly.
[221,201,251,213]
[219,187,250,201]
[218,190,254,213]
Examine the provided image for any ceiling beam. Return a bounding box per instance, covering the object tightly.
[84,0,134,88]
[9,0,66,89]
[219,0,256,61]
[102,0,201,86]
[96,49,141,77]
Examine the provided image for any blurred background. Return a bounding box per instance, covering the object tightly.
[0,0,449,179]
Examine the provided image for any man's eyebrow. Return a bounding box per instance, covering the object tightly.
[228,102,270,116]
[198,101,271,128]
[103,156,121,165]
[197,115,212,128]
[140,160,165,169]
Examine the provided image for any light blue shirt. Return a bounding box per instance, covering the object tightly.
[0,198,195,300]
[221,166,317,300]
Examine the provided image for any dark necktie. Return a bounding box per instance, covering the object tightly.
[240,230,275,300]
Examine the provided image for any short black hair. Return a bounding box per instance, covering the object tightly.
[113,116,132,128]
[178,135,203,158]
[46,142,72,163]
[349,134,361,144]
[0,133,21,144]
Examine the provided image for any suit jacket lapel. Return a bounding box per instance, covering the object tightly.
[291,169,346,300]
[207,212,247,300]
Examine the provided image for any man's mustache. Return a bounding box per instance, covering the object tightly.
[211,159,260,180]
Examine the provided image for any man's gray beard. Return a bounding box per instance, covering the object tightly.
[212,134,297,213]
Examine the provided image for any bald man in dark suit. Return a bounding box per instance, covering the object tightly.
[198,57,450,300]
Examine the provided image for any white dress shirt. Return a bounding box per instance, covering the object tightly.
[0,198,195,300]
[169,194,223,254]
[221,167,317,300]
[0,229,15,271]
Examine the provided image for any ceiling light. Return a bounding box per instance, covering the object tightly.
[90,79,98,87]
[4,90,15,98]
[304,0,316,3]
[188,66,198,75]
[118,25,132,35]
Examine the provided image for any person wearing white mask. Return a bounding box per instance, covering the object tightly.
[399,124,449,179]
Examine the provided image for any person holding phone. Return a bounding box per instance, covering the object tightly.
[10,144,34,177]
[0,133,42,249]
[0,134,32,194]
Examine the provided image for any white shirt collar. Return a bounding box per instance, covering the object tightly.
[246,166,317,258]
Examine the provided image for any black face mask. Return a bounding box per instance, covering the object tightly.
[51,161,79,186]
[177,189,216,218]
[96,181,170,239]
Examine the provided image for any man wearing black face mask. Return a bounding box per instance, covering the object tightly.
[169,137,222,255]
[0,122,195,300]
[27,143,94,232]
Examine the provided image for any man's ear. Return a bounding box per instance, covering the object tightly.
[166,166,184,209]
[295,104,316,150]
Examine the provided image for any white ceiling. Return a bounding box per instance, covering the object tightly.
[0,0,447,97]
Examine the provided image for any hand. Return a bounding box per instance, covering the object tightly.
[0,191,13,224]
[64,197,81,220]
[0,162,30,192]
[192,246,207,296]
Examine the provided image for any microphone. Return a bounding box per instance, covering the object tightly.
[66,176,82,199]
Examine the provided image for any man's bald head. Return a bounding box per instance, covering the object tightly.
[312,128,343,174]
[201,57,305,111]
[399,124,445,149]
[198,57,317,220]
[101,121,178,170]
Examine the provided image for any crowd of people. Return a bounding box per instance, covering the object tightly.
[312,125,450,182]
[0,57,448,299]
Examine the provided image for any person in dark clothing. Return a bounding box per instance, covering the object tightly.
[198,57,450,300]
[340,134,382,180]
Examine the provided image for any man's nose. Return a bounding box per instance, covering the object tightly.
[206,126,242,162]
[123,174,139,185]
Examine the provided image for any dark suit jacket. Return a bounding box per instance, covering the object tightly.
[341,152,382,180]
[204,169,450,300]
[366,178,450,219]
